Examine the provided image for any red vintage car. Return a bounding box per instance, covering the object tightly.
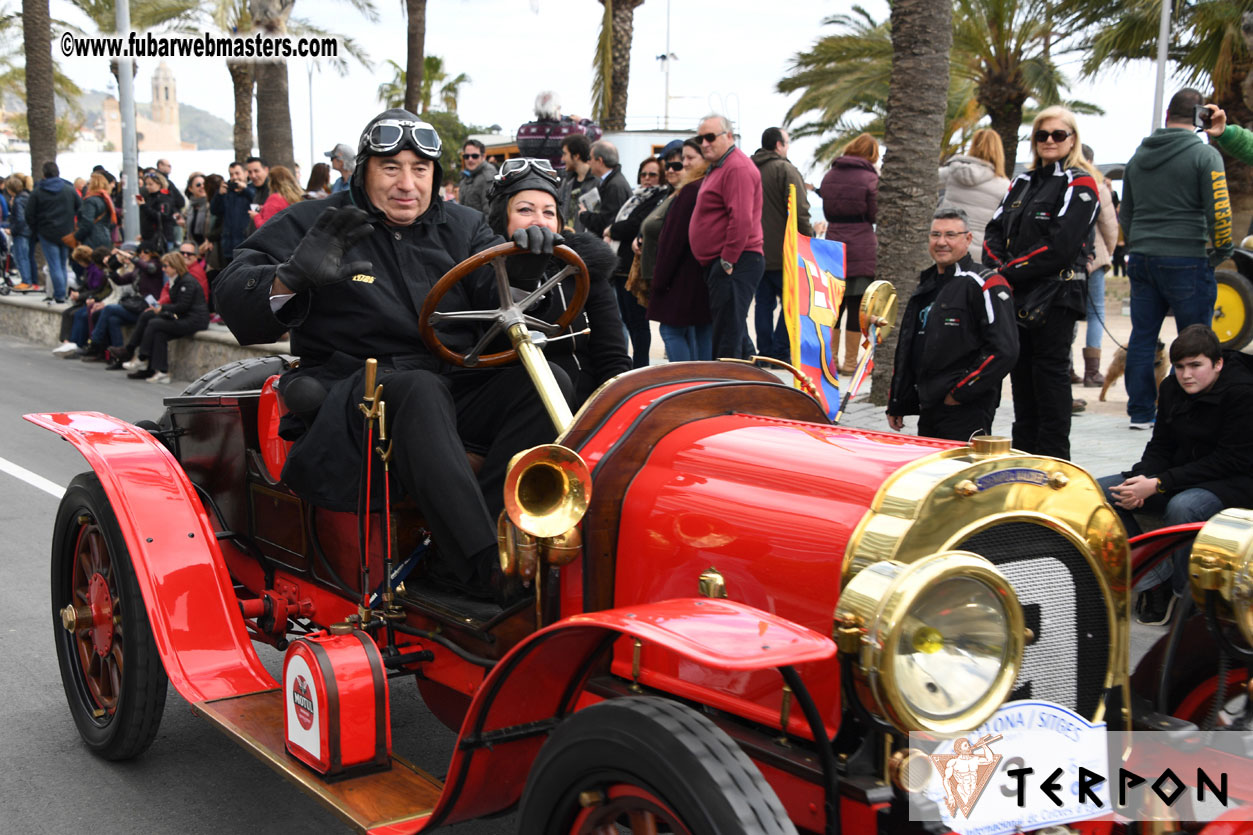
[28,242,1253,834]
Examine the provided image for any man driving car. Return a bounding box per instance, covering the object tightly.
[215,109,570,604]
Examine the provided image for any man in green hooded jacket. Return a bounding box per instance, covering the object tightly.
[1120,88,1235,429]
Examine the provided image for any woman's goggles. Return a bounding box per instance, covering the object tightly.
[362,119,443,157]
[495,158,561,187]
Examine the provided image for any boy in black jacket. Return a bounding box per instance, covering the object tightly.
[887,207,1019,441]
[1100,324,1253,625]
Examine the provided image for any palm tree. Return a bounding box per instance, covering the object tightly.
[1059,0,1253,226]
[249,0,376,168]
[377,55,469,115]
[22,0,56,173]
[440,71,470,113]
[780,0,1083,175]
[591,0,644,130]
[869,0,953,405]
[418,54,445,114]
[403,0,424,113]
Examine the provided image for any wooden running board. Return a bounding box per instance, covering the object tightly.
[193,688,441,834]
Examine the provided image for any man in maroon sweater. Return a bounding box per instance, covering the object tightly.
[689,114,764,359]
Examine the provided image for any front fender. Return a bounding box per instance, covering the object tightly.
[25,411,276,703]
[430,597,835,828]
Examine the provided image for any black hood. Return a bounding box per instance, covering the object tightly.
[349,108,445,222]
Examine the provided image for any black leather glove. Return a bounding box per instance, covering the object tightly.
[511,225,563,255]
[506,226,564,284]
[274,206,375,294]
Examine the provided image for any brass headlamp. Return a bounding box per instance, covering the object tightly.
[1188,508,1253,643]
[835,551,1024,735]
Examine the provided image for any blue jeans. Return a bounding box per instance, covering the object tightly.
[90,304,140,347]
[38,236,69,301]
[69,305,92,345]
[754,269,789,359]
[1084,267,1106,349]
[11,235,35,285]
[1125,254,1215,423]
[1097,473,1224,595]
[659,323,713,362]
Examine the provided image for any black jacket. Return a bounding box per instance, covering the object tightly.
[607,186,672,278]
[512,232,630,404]
[160,272,210,329]
[1127,352,1253,508]
[26,177,81,239]
[579,166,632,237]
[983,162,1099,317]
[214,189,506,510]
[888,254,1019,415]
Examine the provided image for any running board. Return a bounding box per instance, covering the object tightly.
[193,688,441,834]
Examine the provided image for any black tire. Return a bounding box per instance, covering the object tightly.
[52,472,168,760]
[1213,269,1253,351]
[180,354,295,396]
[517,696,796,834]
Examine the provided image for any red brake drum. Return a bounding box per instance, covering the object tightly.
[283,628,391,780]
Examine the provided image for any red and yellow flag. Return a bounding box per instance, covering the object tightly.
[782,184,847,419]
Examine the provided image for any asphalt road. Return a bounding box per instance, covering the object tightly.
[0,335,510,835]
[0,334,1166,834]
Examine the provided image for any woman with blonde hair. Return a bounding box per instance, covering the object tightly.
[820,132,879,375]
[938,128,1010,261]
[74,171,118,249]
[251,165,303,228]
[984,105,1101,460]
[5,173,38,289]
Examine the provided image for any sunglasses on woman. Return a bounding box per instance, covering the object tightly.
[495,157,560,186]
[665,161,683,171]
[361,119,443,157]
[1034,129,1073,144]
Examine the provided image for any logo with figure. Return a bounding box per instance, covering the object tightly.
[929,733,1003,817]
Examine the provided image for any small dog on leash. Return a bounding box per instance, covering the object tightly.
[1099,340,1168,401]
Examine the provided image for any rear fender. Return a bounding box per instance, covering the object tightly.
[430,597,835,827]
[25,411,276,703]
[1129,523,1203,588]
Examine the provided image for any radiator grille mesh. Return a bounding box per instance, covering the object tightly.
[957,521,1110,719]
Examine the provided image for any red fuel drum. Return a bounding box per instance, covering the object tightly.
[283,628,391,780]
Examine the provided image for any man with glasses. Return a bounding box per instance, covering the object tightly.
[752,126,814,361]
[887,208,1018,442]
[215,109,568,604]
[457,139,497,214]
[689,113,765,359]
[1121,87,1234,430]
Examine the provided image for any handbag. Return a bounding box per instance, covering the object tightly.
[1015,270,1079,329]
[624,252,648,307]
[119,292,148,314]
[61,232,78,249]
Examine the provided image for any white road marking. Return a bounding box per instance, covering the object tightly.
[0,456,65,499]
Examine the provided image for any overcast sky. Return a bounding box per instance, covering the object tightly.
[49,0,1168,178]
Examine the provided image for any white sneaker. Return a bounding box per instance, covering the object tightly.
[1129,421,1154,431]
[146,371,172,385]
[52,341,78,356]
[122,357,143,371]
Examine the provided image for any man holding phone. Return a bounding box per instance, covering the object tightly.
[1119,87,1234,430]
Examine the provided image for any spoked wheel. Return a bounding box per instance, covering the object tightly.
[52,472,167,759]
[517,697,796,835]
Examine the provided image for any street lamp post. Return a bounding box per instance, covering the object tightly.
[115,0,139,242]
[1150,0,1172,133]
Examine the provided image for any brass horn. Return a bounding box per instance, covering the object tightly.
[859,279,898,343]
[503,444,593,539]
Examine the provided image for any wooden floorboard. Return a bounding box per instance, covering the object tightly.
[193,688,442,834]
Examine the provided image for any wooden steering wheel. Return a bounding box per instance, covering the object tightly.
[418,241,590,368]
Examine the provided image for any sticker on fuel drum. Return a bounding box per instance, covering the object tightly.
[285,655,321,759]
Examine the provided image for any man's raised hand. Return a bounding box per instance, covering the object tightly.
[275,206,375,294]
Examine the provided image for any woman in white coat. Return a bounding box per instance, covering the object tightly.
[938,128,1010,264]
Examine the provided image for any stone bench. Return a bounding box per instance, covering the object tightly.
[0,292,290,381]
